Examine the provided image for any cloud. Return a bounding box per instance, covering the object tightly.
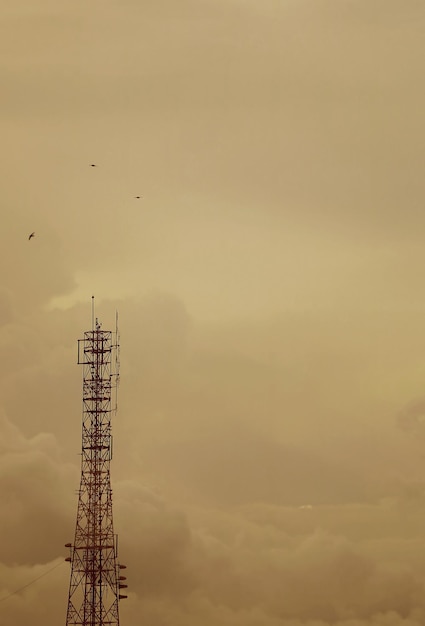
[1,0,425,624]
[0,558,69,626]
[0,412,76,564]
[114,497,425,625]
[397,398,425,435]
[1,296,425,624]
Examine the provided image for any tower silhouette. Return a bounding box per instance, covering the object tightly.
[65,313,127,626]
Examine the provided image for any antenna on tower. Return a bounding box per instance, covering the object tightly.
[91,295,95,331]
[114,310,120,412]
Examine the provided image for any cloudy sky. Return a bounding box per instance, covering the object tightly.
[1,0,425,624]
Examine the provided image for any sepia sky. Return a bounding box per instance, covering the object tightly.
[1,1,425,624]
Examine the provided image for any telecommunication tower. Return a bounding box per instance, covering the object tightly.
[65,308,127,626]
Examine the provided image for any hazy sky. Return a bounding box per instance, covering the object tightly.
[1,1,425,624]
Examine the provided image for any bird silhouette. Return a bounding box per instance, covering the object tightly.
[90,164,97,167]
[134,196,142,199]
[28,232,35,240]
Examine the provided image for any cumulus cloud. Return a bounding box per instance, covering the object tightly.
[115,497,425,625]
[397,398,425,435]
[0,412,76,564]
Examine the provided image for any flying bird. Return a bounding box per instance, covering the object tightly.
[90,163,97,167]
[134,196,142,199]
[28,232,35,240]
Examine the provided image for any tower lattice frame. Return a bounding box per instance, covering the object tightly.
[65,316,127,626]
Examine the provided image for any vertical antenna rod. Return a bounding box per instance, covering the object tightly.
[65,310,126,626]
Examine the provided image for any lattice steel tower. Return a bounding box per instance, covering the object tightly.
[65,310,127,626]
